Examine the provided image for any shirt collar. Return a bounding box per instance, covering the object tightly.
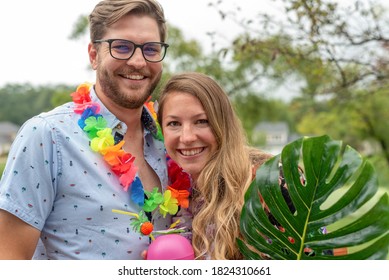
[89,86,160,139]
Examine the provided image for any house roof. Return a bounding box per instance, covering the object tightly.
[254,121,289,133]
[0,121,20,135]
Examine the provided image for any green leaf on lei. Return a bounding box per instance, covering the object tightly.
[83,116,107,138]
[130,211,149,233]
[143,187,164,212]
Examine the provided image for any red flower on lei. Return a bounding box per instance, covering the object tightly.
[167,157,191,208]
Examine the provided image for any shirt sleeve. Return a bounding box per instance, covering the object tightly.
[0,116,59,231]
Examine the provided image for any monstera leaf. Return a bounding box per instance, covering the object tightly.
[238,135,389,259]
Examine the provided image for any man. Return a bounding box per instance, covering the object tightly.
[0,0,169,259]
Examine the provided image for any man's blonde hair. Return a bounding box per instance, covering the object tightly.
[89,0,167,42]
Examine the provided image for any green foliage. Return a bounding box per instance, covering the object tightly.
[0,161,5,178]
[233,93,291,144]
[294,86,389,166]
[51,93,72,108]
[369,155,389,191]
[0,83,75,126]
[296,108,364,146]
[238,135,389,259]
[68,15,89,40]
[164,24,205,73]
[210,0,389,166]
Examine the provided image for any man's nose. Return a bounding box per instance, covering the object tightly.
[126,48,147,68]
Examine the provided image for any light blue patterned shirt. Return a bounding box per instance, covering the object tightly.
[0,86,168,259]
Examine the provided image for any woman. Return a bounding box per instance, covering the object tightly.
[157,72,272,259]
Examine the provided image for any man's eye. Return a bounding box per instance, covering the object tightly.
[143,45,160,55]
[112,45,131,53]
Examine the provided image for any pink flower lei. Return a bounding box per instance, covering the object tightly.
[71,83,191,238]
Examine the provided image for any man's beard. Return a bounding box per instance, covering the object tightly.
[97,67,161,109]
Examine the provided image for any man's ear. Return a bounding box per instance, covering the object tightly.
[88,42,98,70]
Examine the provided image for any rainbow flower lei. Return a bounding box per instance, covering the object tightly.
[71,83,191,238]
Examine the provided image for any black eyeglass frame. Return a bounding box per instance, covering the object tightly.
[93,39,169,63]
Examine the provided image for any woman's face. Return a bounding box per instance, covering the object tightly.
[161,92,218,181]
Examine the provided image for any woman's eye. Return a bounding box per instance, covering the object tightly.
[196,119,209,125]
[166,121,180,127]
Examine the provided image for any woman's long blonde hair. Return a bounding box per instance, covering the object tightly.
[158,72,270,259]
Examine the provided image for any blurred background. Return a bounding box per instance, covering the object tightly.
[1,0,388,197]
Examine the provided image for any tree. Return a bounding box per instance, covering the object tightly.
[209,0,389,167]
[0,83,74,126]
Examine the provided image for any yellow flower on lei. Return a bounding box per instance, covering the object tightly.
[159,190,178,218]
[90,128,115,153]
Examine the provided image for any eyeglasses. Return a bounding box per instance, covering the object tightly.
[93,39,169,63]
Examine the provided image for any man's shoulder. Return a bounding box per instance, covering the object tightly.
[39,101,74,119]
[17,102,77,135]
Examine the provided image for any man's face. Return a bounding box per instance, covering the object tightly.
[89,14,163,109]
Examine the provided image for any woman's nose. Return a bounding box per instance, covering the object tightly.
[180,125,196,143]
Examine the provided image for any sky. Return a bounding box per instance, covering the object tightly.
[0,0,267,87]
